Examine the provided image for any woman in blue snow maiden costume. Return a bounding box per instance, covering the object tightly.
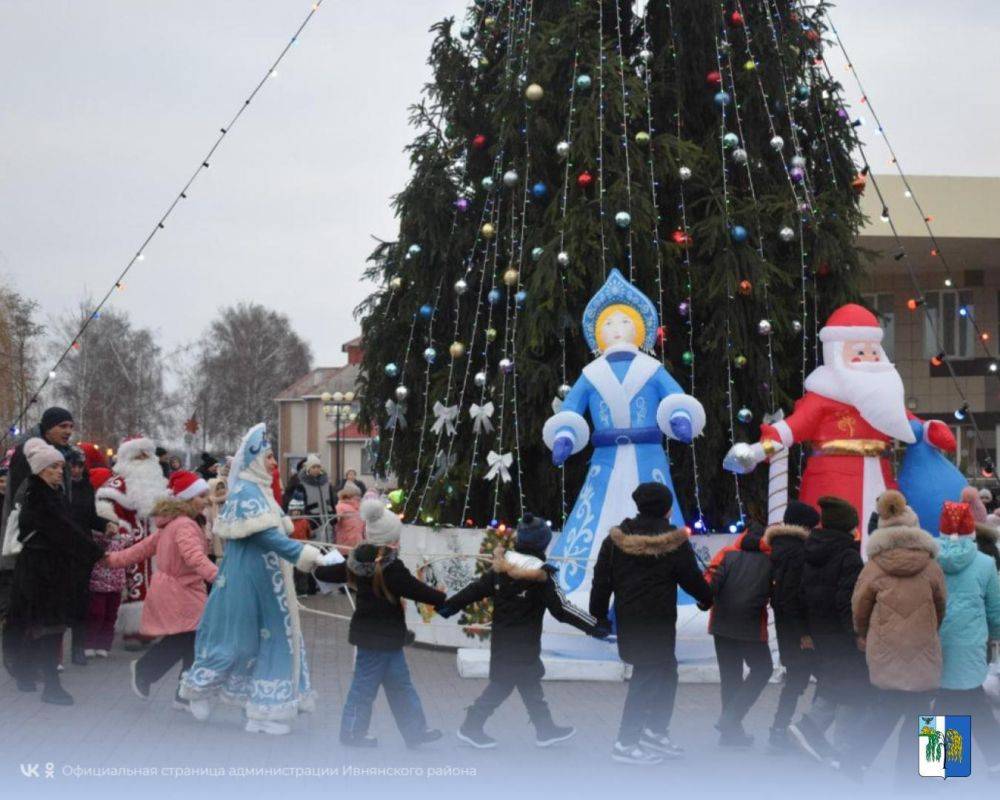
[179,423,324,735]
[544,269,706,624]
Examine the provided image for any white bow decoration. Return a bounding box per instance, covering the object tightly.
[431,401,459,436]
[551,396,563,414]
[469,401,495,434]
[484,450,513,484]
[385,399,407,431]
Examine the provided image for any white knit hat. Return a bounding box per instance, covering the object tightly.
[303,453,323,472]
[360,498,402,545]
[24,437,64,475]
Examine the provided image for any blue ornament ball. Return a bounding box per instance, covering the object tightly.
[514,290,527,306]
[384,362,399,378]
[795,83,811,100]
[531,246,544,262]
[737,407,753,424]
[531,181,548,199]
[723,132,740,149]
[575,74,592,91]
[614,211,631,229]
[423,347,437,364]
[714,91,731,107]
[481,176,495,191]
[419,304,434,320]
[408,244,422,256]
[487,288,501,305]
[730,225,749,243]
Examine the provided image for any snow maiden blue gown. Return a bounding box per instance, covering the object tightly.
[542,270,705,656]
[180,423,322,727]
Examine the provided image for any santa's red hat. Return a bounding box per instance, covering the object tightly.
[940,501,975,536]
[78,441,108,471]
[116,435,155,463]
[168,470,210,500]
[89,466,112,491]
[818,303,883,344]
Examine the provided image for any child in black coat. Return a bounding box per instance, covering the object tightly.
[439,514,607,749]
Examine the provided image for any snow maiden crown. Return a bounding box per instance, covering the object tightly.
[214,423,293,539]
[582,268,659,354]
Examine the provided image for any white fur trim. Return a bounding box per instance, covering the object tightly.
[771,420,794,448]
[116,437,155,463]
[583,352,659,428]
[214,511,294,540]
[656,394,706,439]
[296,544,322,572]
[175,477,209,500]
[96,482,131,510]
[95,499,119,523]
[543,411,589,454]
[819,325,883,343]
[115,601,143,635]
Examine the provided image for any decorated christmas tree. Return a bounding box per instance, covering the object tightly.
[357,0,867,530]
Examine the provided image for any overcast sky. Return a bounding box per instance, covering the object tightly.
[2,0,998,375]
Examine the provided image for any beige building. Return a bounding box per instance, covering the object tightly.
[859,174,1000,478]
[275,337,385,488]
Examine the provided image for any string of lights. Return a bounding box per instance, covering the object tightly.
[2,0,329,446]
[611,0,635,281]
[595,0,609,279]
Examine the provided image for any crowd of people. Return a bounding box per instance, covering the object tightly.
[2,406,1000,785]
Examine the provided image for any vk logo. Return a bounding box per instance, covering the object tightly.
[19,764,39,778]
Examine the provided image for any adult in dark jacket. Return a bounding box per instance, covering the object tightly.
[440,515,606,749]
[764,500,820,749]
[0,407,75,622]
[195,452,219,481]
[788,495,867,764]
[590,482,713,766]
[3,439,104,705]
[314,498,445,748]
[335,469,368,498]
[705,522,773,746]
[281,458,307,511]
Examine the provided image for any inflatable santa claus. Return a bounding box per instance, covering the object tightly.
[725,303,956,547]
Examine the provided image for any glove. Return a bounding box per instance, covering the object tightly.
[318,549,345,567]
[722,442,771,474]
[552,435,574,467]
[437,604,458,619]
[669,413,693,444]
[924,419,957,453]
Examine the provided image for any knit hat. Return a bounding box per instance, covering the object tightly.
[155,446,167,458]
[338,480,361,499]
[303,453,323,472]
[515,513,552,553]
[65,446,85,466]
[960,486,988,523]
[979,488,994,506]
[940,501,975,537]
[632,482,674,517]
[287,497,305,513]
[783,500,820,530]
[199,452,218,470]
[24,437,64,475]
[168,470,210,500]
[360,498,402,545]
[818,495,859,533]
[40,406,73,434]
[876,490,919,529]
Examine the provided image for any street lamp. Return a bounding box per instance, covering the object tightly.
[323,390,357,484]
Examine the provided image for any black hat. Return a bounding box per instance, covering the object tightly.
[515,513,552,553]
[818,496,859,533]
[65,447,85,466]
[40,406,73,434]
[155,446,167,458]
[783,500,820,530]
[200,452,218,468]
[632,482,674,517]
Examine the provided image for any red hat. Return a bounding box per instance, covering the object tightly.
[940,501,975,536]
[168,470,210,500]
[89,466,112,491]
[78,441,108,471]
[819,303,883,344]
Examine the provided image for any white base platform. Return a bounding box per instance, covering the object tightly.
[456,648,786,684]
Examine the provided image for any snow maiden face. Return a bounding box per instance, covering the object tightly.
[595,304,645,353]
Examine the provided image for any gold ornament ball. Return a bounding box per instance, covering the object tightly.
[635,131,650,146]
[743,59,756,72]
[734,355,748,369]
[449,341,466,359]
[484,16,495,27]
[481,222,496,239]
[388,276,403,291]
[485,327,498,342]
[525,83,544,102]
[503,267,519,287]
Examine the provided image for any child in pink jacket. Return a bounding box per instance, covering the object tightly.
[104,471,217,709]
[335,482,365,550]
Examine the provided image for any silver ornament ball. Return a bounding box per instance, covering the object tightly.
[423,347,437,364]
[556,140,570,159]
[791,155,807,169]
[499,358,513,374]
[732,148,748,164]
[737,407,753,424]
[503,169,519,187]
[557,383,571,399]
[395,385,409,402]
[779,226,795,242]
[474,371,487,388]
[557,251,570,267]
[614,211,632,229]
[757,319,773,336]
[678,166,692,181]
[769,135,785,152]
[792,320,803,334]
[639,49,653,64]
[454,278,468,295]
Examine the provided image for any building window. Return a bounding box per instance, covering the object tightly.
[923,290,975,359]
[862,293,895,361]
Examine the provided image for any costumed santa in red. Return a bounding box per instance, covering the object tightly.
[95,436,169,646]
[725,304,956,548]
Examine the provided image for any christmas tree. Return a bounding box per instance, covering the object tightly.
[357,0,867,530]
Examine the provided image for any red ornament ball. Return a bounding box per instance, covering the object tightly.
[705,70,722,88]
[472,134,487,150]
[806,29,821,43]
[577,170,594,189]
[738,279,753,296]
[730,11,744,26]
[656,325,668,344]
[817,262,831,278]
[670,229,692,247]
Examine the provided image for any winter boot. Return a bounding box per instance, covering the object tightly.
[640,728,683,758]
[718,723,754,748]
[41,679,74,706]
[457,708,498,749]
[406,729,443,749]
[535,721,576,748]
[611,741,663,765]
[768,726,794,753]
[71,646,88,666]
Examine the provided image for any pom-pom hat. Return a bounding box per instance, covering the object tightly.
[877,490,919,529]
[361,498,402,545]
[24,437,64,475]
[168,470,209,500]
[940,501,975,537]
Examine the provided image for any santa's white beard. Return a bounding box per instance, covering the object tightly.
[115,457,169,517]
[804,360,916,443]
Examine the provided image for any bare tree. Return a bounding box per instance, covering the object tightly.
[0,286,44,434]
[48,301,172,448]
[191,303,311,451]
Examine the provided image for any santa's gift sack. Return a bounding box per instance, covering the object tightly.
[984,641,1000,705]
